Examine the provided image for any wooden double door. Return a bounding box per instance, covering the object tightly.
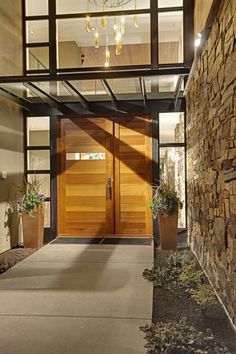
[58,116,152,237]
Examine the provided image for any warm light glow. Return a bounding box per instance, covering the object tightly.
[101,17,107,29]
[133,15,138,28]
[115,31,122,42]
[86,16,91,32]
[94,31,99,48]
[121,17,125,34]
[116,41,122,55]
[194,32,202,48]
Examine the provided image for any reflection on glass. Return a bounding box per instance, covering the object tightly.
[0,83,36,99]
[160,147,185,228]
[27,150,50,170]
[145,75,183,94]
[66,152,105,160]
[44,202,50,227]
[159,113,184,143]
[70,80,106,96]
[56,0,150,14]
[158,11,183,64]
[26,47,49,70]
[107,78,141,95]
[26,21,49,43]
[158,0,183,8]
[26,0,48,16]
[27,117,50,146]
[27,174,50,197]
[57,14,150,68]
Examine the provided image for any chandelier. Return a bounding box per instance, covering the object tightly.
[85,0,138,67]
[88,0,132,8]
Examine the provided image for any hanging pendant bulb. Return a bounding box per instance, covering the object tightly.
[105,36,110,67]
[101,3,106,30]
[113,17,118,39]
[101,17,107,29]
[120,17,125,34]
[116,41,122,55]
[115,31,122,55]
[86,0,91,32]
[94,19,99,48]
[133,15,138,28]
[86,15,91,32]
[94,31,99,48]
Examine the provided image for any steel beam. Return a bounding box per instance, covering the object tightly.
[0,67,190,84]
[62,81,90,110]
[139,77,147,110]
[101,79,119,110]
[0,86,31,111]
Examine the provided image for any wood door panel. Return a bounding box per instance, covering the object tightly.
[114,116,152,236]
[58,116,152,237]
[58,118,113,236]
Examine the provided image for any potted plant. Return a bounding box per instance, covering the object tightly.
[150,181,183,251]
[16,177,45,248]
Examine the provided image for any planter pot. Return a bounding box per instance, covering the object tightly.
[21,205,44,248]
[158,210,178,251]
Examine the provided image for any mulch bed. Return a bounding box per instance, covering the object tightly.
[152,248,236,353]
[0,247,37,274]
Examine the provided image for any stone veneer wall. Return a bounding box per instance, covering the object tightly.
[186,0,236,325]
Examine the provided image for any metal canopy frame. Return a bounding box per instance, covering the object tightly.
[0,70,188,114]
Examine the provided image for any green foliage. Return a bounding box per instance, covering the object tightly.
[179,259,204,288]
[140,319,230,354]
[0,260,16,274]
[143,252,193,291]
[143,251,218,310]
[15,176,45,214]
[190,284,218,310]
[150,180,183,218]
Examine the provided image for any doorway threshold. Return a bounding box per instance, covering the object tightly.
[52,237,153,245]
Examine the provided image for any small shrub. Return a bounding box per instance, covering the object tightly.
[143,251,193,291]
[140,319,230,354]
[0,262,11,274]
[179,259,204,288]
[190,284,218,310]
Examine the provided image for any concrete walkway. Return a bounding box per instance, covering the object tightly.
[0,242,153,354]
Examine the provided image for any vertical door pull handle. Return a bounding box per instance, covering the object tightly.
[107,177,112,199]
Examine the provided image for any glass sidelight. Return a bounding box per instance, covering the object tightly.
[158,112,186,228]
[26,116,51,229]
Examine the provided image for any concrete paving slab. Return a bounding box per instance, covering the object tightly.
[0,262,152,319]
[0,243,153,353]
[23,244,153,264]
[0,316,147,354]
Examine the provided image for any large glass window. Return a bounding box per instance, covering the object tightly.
[159,112,184,143]
[25,0,48,16]
[56,0,150,14]
[57,14,150,68]
[27,150,50,170]
[26,20,49,44]
[159,147,185,228]
[27,117,50,146]
[26,47,49,70]
[158,112,186,228]
[158,11,183,64]
[158,0,183,8]
[26,116,51,229]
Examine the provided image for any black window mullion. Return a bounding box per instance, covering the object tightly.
[48,0,57,76]
[151,0,158,69]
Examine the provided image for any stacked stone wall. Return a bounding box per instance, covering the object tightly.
[186,0,236,323]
